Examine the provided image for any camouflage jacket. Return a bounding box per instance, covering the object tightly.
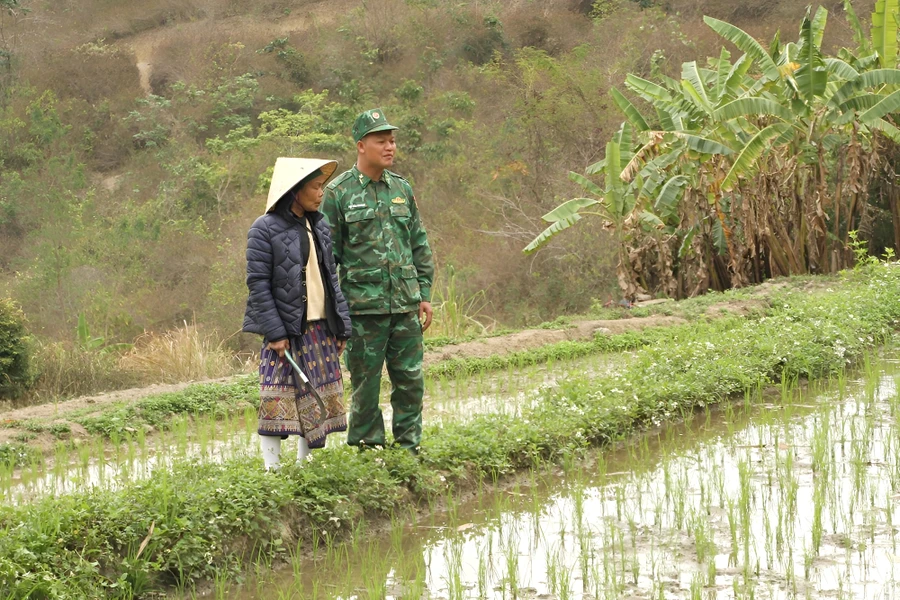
[321,166,434,316]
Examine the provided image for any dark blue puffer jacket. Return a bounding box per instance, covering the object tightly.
[242,207,351,342]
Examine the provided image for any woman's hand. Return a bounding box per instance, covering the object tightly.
[267,338,290,357]
[336,339,347,356]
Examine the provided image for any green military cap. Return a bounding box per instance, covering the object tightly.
[352,108,399,143]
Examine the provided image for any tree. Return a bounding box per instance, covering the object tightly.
[0,297,32,399]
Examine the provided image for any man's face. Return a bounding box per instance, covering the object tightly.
[358,131,396,170]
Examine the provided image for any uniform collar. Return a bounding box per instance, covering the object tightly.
[352,165,393,189]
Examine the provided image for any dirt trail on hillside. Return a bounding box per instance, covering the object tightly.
[124,1,352,95]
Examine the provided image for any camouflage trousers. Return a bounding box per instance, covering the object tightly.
[345,312,424,450]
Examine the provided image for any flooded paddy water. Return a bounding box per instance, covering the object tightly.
[212,353,900,600]
[0,352,624,503]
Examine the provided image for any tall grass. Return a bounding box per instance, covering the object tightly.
[19,322,247,405]
[29,341,140,401]
[427,266,494,340]
[118,320,245,383]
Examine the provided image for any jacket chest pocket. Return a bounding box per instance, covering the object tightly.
[390,204,410,230]
[346,207,377,245]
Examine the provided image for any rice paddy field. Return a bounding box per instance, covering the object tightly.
[224,355,900,600]
[3,264,900,599]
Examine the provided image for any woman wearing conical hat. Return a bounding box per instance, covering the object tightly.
[242,158,351,470]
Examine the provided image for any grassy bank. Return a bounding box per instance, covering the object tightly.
[1,265,899,598]
[426,325,683,379]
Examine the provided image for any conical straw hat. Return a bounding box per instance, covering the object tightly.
[265,157,338,213]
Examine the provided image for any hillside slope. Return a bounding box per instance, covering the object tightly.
[0,0,880,397]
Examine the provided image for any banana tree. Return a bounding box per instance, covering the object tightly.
[525,124,660,297]
[526,3,900,297]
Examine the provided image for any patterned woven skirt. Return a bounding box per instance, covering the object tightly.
[258,320,346,449]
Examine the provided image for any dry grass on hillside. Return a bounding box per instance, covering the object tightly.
[662,0,875,52]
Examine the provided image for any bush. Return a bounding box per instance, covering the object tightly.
[258,38,314,86]
[0,298,33,399]
[461,15,506,64]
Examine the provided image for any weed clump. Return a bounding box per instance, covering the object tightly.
[0,442,38,468]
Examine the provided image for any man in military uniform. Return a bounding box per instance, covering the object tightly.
[321,108,435,452]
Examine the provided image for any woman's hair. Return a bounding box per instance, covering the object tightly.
[298,168,323,189]
[275,168,325,213]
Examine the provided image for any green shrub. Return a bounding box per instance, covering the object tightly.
[258,38,313,86]
[461,15,506,64]
[0,298,33,399]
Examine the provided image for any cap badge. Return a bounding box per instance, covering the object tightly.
[372,112,380,119]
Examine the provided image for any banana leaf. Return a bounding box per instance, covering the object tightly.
[795,11,828,102]
[654,175,688,221]
[824,58,859,80]
[811,6,828,49]
[845,0,871,55]
[872,0,899,68]
[829,68,900,107]
[568,171,605,198]
[625,74,673,103]
[704,16,781,81]
[721,123,792,191]
[610,88,650,131]
[859,88,900,122]
[714,97,793,122]
[673,133,734,155]
[682,61,711,111]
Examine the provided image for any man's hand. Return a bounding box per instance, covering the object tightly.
[336,339,347,356]
[418,301,433,332]
[267,338,290,357]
